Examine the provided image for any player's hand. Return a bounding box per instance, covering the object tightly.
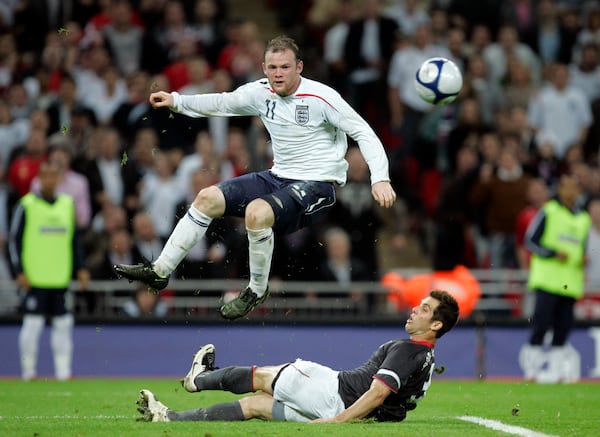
[77,269,91,291]
[555,252,568,262]
[149,91,174,109]
[16,272,30,291]
[371,181,396,209]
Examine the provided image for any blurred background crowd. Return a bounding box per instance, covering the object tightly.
[0,0,599,318]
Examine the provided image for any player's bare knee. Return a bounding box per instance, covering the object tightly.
[239,393,274,420]
[193,186,225,217]
[245,199,274,229]
[252,365,280,393]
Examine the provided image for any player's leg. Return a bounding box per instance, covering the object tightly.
[187,364,285,394]
[219,198,275,319]
[137,390,273,422]
[548,295,578,382]
[113,185,226,289]
[18,289,47,381]
[220,177,336,319]
[49,290,73,381]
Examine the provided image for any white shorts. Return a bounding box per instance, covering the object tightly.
[272,359,346,422]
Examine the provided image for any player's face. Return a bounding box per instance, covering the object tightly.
[263,49,303,97]
[405,296,441,336]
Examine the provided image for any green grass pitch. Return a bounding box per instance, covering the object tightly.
[0,378,598,436]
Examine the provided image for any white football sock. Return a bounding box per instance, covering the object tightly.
[247,228,274,296]
[153,206,212,276]
[518,344,544,381]
[19,314,45,381]
[51,314,74,381]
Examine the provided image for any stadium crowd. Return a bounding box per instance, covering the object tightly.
[0,0,600,318]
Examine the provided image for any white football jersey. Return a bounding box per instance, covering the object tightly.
[171,76,390,186]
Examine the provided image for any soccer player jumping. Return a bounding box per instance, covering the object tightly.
[114,35,396,320]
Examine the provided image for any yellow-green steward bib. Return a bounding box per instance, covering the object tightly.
[528,199,591,298]
[20,193,75,288]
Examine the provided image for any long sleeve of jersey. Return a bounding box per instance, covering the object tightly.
[525,209,556,258]
[170,77,391,186]
[8,203,25,275]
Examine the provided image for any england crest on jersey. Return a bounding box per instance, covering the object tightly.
[295,105,309,125]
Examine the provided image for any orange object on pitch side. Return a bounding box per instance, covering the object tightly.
[382,265,481,317]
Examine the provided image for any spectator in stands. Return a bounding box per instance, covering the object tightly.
[499,0,538,51]
[470,141,531,268]
[30,143,91,231]
[529,130,561,188]
[101,0,145,77]
[569,42,600,103]
[190,0,227,66]
[7,82,35,120]
[483,24,542,86]
[81,127,125,215]
[433,145,480,271]
[132,211,165,264]
[444,98,488,176]
[534,0,563,64]
[502,58,539,110]
[173,168,237,280]
[572,6,600,62]
[92,227,140,280]
[0,99,30,172]
[84,64,128,126]
[152,0,198,63]
[45,74,94,137]
[464,23,492,58]
[86,203,128,265]
[384,0,429,38]
[527,62,592,160]
[178,56,214,96]
[323,146,384,279]
[7,128,48,199]
[316,226,371,308]
[175,131,233,193]
[519,174,591,383]
[462,54,504,126]
[322,0,355,96]
[218,21,263,86]
[344,0,398,130]
[121,284,169,318]
[222,128,250,178]
[515,177,550,269]
[139,150,184,240]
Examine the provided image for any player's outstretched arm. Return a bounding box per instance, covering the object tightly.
[149,91,174,109]
[371,181,396,209]
[312,378,391,423]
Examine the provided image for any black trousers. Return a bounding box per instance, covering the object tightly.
[529,289,576,346]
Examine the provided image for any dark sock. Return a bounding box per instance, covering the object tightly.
[168,401,244,421]
[194,366,253,394]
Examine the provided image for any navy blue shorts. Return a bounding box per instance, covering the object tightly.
[217,170,336,234]
[20,288,68,316]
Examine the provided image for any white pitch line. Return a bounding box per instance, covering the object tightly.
[457,416,559,437]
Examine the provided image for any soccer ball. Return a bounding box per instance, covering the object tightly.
[414,57,463,105]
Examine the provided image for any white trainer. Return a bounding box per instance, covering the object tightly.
[181,344,216,393]
[137,389,170,422]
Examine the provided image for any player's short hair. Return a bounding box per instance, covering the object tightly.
[265,35,301,62]
[430,290,459,338]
